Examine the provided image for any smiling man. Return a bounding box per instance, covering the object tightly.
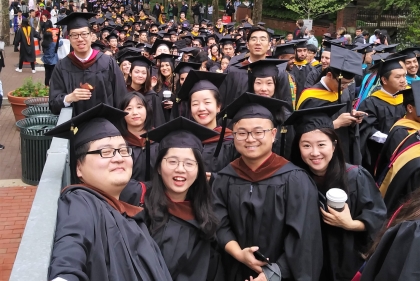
[399,47,420,85]
[49,13,127,116]
[46,103,172,281]
[213,93,323,281]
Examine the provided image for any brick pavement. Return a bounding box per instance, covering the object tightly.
[0,185,37,281]
[0,106,21,180]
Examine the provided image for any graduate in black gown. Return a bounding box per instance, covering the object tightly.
[218,26,291,109]
[125,55,166,128]
[287,104,386,281]
[121,117,225,281]
[49,13,127,116]
[360,188,420,281]
[117,92,159,182]
[176,70,238,179]
[45,103,171,281]
[358,54,407,174]
[304,40,332,88]
[375,84,420,181]
[212,93,323,281]
[297,45,366,165]
[240,59,295,159]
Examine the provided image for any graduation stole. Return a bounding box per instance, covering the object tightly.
[202,127,233,144]
[296,88,338,109]
[191,31,199,37]
[390,118,420,133]
[22,26,32,45]
[311,60,320,67]
[294,59,308,66]
[165,194,195,221]
[371,90,403,106]
[288,74,297,110]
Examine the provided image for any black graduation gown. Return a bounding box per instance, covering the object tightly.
[361,220,420,281]
[212,161,323,281]
[48,186,172,281]
[127,87,166,128]
[156,84,174,122]
[49,52,127,116]
[317,164,387,281]
[202,131,239,174]
[297,83,362,165]
[14,27,40,62]
[304,65,322,89]
[358,91,406,173]
[375,125,410,181]
[146,212,225,281]
[290,62,314,102]
[130,142,159,182]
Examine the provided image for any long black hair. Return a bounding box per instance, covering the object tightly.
[145,148,219,240]
[117,91,153,137]
[290,127,348,194]
[41,31,53,50]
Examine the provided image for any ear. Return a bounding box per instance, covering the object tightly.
[76,161,83,178]
[381,76,387,85]
[271,127,277,143]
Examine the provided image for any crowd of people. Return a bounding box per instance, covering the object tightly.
[4,0,420,280]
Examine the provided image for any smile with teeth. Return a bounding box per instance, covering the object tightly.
[173,177,186,181]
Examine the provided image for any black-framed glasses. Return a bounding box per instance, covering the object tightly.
[163,157,198,171]
[86,147,133,158]
[69,32,91,40]
[233,129,273,141]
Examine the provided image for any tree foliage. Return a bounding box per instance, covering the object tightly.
[284,0,350,19]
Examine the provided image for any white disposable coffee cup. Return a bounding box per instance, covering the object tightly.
[163,90,172,101]
[326,188,348,212]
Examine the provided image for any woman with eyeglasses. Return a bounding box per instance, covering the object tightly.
[121,117,225,281]
[287,104,386,281]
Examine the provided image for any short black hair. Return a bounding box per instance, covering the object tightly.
[307,44,317,53]
[246,26,270,42]
[356,26,362,31]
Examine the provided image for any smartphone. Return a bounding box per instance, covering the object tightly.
[253,250,271,265]
[318,191,328,212]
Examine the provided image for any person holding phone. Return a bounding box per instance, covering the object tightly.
[287,104,386,281]
[212,93,323,281]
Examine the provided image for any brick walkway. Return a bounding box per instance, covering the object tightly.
[0,185,37,281]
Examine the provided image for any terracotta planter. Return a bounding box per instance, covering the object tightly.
[7,91,30,122]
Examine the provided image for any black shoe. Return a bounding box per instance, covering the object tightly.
[0,144,4,150]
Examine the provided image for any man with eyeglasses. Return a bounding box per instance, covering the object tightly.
[46,103,172,281]
[49,12,127,116]
[212,93,323,281]
[218,26,291,108]
[297,45,366,165]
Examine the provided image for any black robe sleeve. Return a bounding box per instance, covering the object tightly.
[48,59,68,115]
[304,67,321,89]
[109,55,127,109]
[361,221,420,281]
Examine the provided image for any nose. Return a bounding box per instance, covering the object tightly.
[198,102,206,111]
[310,146,320,156]
[175,161,187,172]
[111,151,124,162]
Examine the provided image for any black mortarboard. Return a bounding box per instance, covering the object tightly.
[56,12,97,31]
[371,52,390,63]
[283,103,346,136]
[45,103,127,149]
[330,45,363,78]
[399,47,420,60]
[257,22,266,26]
[89,18,98,25]
[242,23,252,29]
[141,117,219,152]
[106,32,118,41]
[239,59,288,77]
[174,61,201,74]
[154,53,177,63]
[266,28,274,35]
[150,38,173,54]
[193,35,206,46]
[97,18,105,25]
[101,26,114,34]
[273,43,295,57]
[178,70,227,101]
[352,43,374,53]
[374,43,399,53]
[126,55,155,68]
[206,33,218,42]
[369,54,405,76]
[91,41,107,51]
[219,36,235,46]
[291,39,308,49]
[394,80,420,116]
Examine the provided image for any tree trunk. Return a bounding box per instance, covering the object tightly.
[212,0,219,24]
[189,0,193,19]
[252,0,262,24]
[1,0,11,46]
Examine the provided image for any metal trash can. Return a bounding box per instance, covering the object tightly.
[16,116,59,185]
[24,97,49,107]
[21,107,55,118]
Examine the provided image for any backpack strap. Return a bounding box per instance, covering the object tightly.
[139,182,147,206]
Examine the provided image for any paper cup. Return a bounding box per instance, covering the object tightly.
[326,188,347,212]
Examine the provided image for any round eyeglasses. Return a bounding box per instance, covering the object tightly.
[163,157,198,171]
[233,129,273,141]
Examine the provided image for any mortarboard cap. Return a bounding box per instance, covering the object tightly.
[45,103,127,149]
[283,103,346,136]
[369,54,405,76]
[394,80,420,116]
[273,43,295,57]
[153,53,177,63]
[239,59,288,77]
[371,52,390,63]
[177,70,227,101]
[352,43,374,53]
[56,12,97,31]
[291,39,308,49]
[374,43,399,53]
[329,45,363,78]
[219,36,235,46]
[141,117,219,152]
[242,23,253,29]
[174,61,201,74]
[399,47,420,60]
[91,41,107,51]
[105,32,118,41]
[266,28,274,35]
[125,55,155,68]
[150,38,174,54]
[257,22,266,26]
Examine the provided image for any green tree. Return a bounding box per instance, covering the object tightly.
[252,0,262,23]
[1,0,11,46]
[284,0,350,19]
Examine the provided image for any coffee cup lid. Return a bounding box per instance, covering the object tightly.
[326,188,348,202]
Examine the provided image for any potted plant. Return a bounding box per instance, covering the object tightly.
[7,77,49,121]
